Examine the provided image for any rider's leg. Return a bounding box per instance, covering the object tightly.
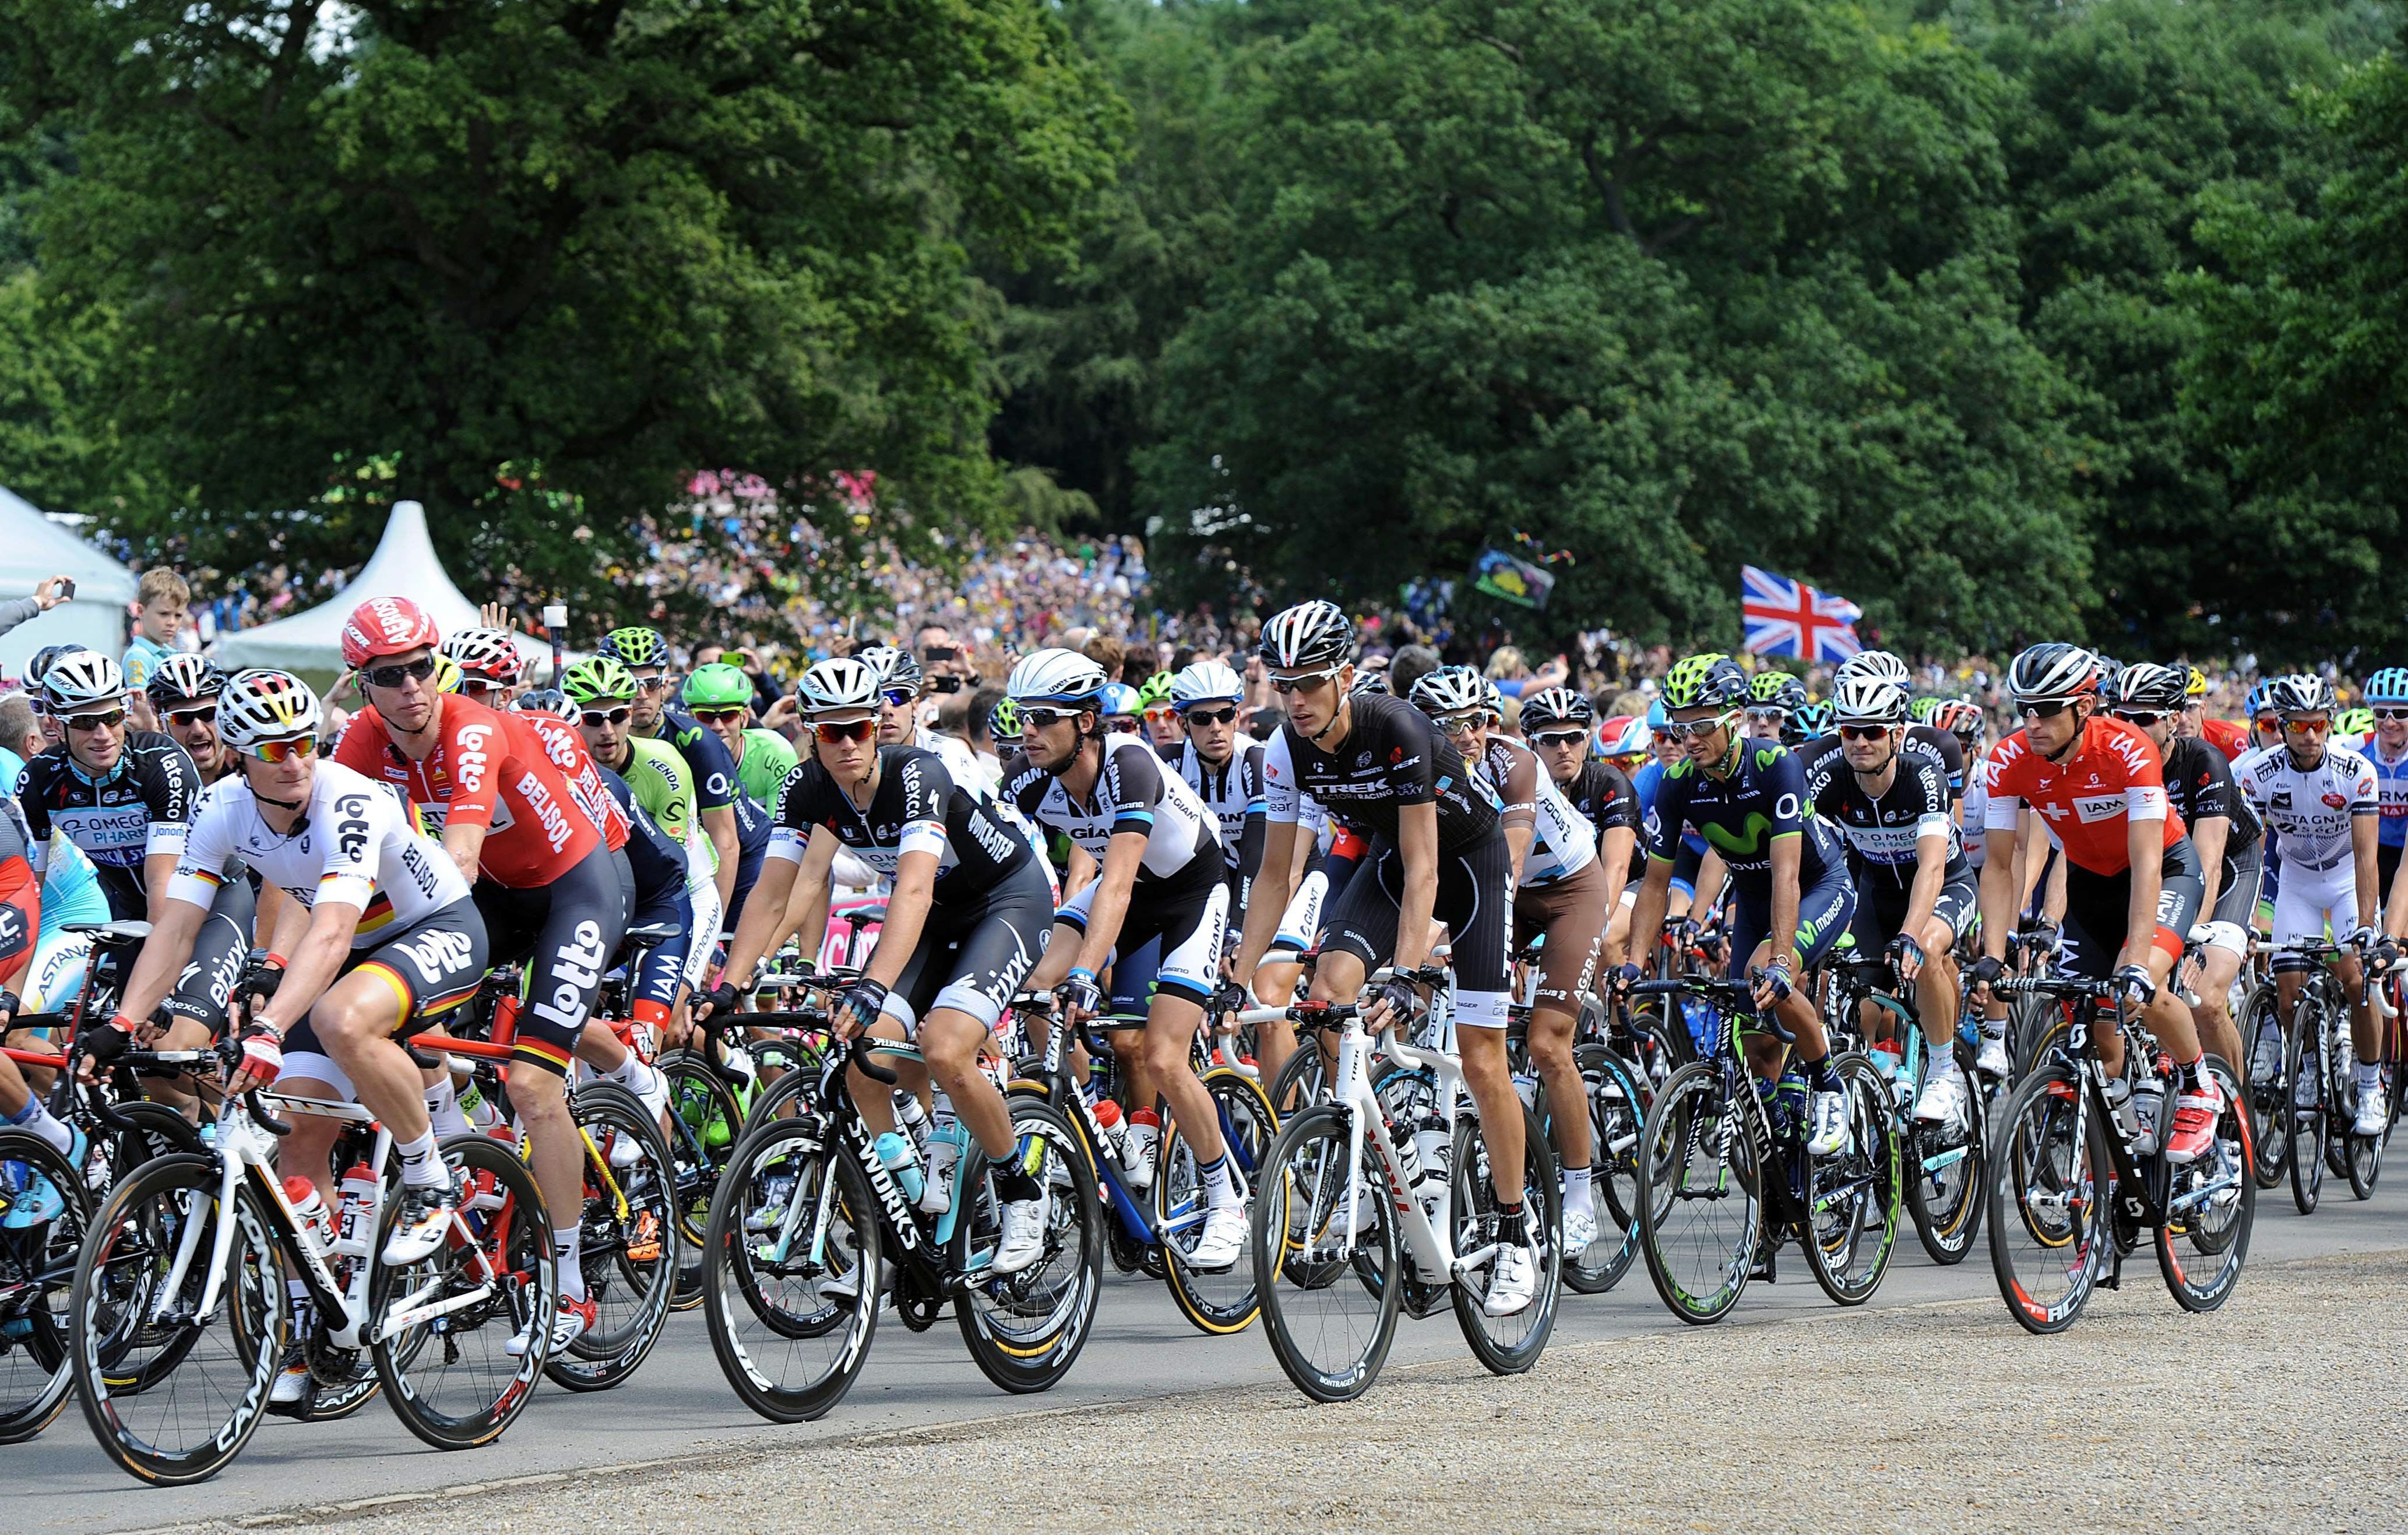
[305,973,439,1193]
[2191,944,2244,1083]
[1913,913,1961,1052]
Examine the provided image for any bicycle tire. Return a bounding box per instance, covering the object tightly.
[1985,1065,2110,1335]
[702,1117,879,1423]
[545,1082,680,1392]
[1265,1037,1329,1119]
[372,1133,554,1452]
[1450,1103,1560,1374]
[1153,1070,1276,1335]
[659,1048,747,1309]
[71,1152,283,1485]
[2286,1004,2327,1216]
[1249,1104,1401,1403]
[1550,1043,1640,1294]
[1904,1058,1985,1266]
[2322,997,2356,1181]
[2158,1057,2253,1312]
[0,1129,91,1444]
[953,1097,1103,1393]
[1800,1053,1900,1305]
[2240,984,2288,1188]
[2348,1060,2389,1200]
[1636,1060,1758,1326]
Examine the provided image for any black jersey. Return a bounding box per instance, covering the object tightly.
[776,745,1032,901]
[1561,759,1643,841]
[1262,693,1501,854]
[1801,724,1966,803]
[1005,737,1223,887]
[20,731,201,919]
[1805,735,1967,892]
[596,765,691,910]
[1646,739,1847,899]
[2162,736,2259,853]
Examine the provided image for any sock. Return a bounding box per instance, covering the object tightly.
[395,1129,445,1189]
[4,1095,72,1157]
[1800,1052,1840,1093]
[1925,1052,1962,1085]
[424,1076,473,1140]
[555,1226,586,1302]
[1561,1164,1593,1219]
[992,1164,1041,1204]
[2176,1055,2206,1092]
[2357,1061,2384,1093]
[1492,1200,1528,1246]
[1074,1076,1099,1111]
[1197,1152,1237,1208]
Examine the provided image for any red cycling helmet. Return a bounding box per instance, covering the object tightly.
[340,596,442,670]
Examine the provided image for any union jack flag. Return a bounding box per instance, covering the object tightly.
[1741,565,1863,662]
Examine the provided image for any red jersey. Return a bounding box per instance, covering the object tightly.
[523,713,633,854]
[1980,713,2184,876]
[334,696,603,887]
[2199,716,2251,763]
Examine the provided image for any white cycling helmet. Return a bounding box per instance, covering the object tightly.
[440,626,524,687]
[40,649,126,716]
[796,656,882,717]
[1409,664,1487,717]
[1006,647,1108,706]
[1830,674,1909,726]
[1836,649,1911,688]
[218,670,324,751]
[2264,673,2336,716]
[1170,660,1244,708]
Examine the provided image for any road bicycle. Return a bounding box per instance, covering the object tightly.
[1821,952,1988,1264]
[1248,968,1561,1403]
[1985,974,2252,1335]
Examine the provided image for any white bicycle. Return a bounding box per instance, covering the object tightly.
[69,1048,556,1485]
[1247,966,1560,1402]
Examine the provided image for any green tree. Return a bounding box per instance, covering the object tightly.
[0,0,1121,620]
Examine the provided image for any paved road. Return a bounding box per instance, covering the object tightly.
[24,1177,2408,1534]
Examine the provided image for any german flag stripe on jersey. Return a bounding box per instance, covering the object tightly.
[512,1035,575,1075]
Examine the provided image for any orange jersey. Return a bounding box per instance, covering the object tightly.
[2199,716,2251,763]
[335,696,602,886]
[1981,713,2184,876]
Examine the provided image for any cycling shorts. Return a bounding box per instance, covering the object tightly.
[1055,866,1228,1009]
[1849,866,1978,955]
[1728,862,1857,979]
[2057,837,2203,981]
[1268,868,1330,960]
[2268,851,2358,957]
[1515,858,1609,1014]
[473,843,632,1077]
[280,899,491,1097]
[627,874,696,1022]
[2196,843,2262,957]
[156,874,256,1034]
[1107,937,1161,1015]
[878,858,1054,1036]
[1323,830,1512,1029]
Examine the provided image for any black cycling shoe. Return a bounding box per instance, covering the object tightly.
[1749,1230,1780,1284]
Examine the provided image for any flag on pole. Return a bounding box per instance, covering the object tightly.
[1741,565,1863,661]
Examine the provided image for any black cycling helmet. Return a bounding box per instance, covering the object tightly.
[1520,686,1594,730]
[2114,663,2187,713]
[146,653,228,707]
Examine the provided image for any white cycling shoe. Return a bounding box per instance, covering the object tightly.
[1975,1030,2012,1079]
[1807,1089,1852,1157]
[991,1191,1052,1276]
[2354,1079,2389,1138]
[1186,1200,1248,1272]
[1913,1069,1970,1132]
[1483,1241,1537,1317]
[1559,1206,1599,1260]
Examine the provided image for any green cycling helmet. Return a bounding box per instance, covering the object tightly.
[1907,696,1939,724]
[598,626,670,669]
[2339,706,2375,738]
[562,655,639,705]
[990,696,1022,739]
[1749,671,1807,712]
[682,663,751,710]
[1138,670,1177,708]
[1661,653,1750,712]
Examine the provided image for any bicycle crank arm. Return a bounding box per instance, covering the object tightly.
[375,1280,498,1344]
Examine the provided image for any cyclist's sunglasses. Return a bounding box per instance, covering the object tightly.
[1105,717,1142,734]
[692,706,747,725]
[633,671,671,691]
[1019,706,1081,731]
[1531,728,1587,749]
[361,656,437,690]
[1184,706,1238,728]
[166,705,219,727]
[1437,712,1485,738]
[1838,723,1894,741]
[2018,698,2078,720]
[1744,706,1788,721]
[2282,716,2332,735]
[457,678,506,700]
[1660,711,1737,741]
[2117,709,2167,728]
[63,709,126,734]
[1142,705,1180,724]
[242,734,318,764]
[1269,667,1342,695]
[812,717,875,745]
[580,706,633,727]
[2375,709,2408,722]
[880,687,917,708]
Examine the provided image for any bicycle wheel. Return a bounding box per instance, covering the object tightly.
[1801,1054,1900,1305]
[2159,1057,2253,1312]
[2286,1004,2328,1215]
[372,1135,555,1451]
[1551,1043,1640,1294]
[1449,1103,1560,1374]
[2322,1002,2357,1180]
[70,1153,283,1485]
[953,1098,1103,1393]
[546,1083,680,1392]
[702,1117,879,1423]
[1249,1104,1401,1403]
[2349,1060,2389,1200]
[1904,1069,1985,1266]
[1265,1037,1329,1118]
[1636,1061,1758,1326]
[2241,985,2288,1188]
[659,1048,746,1309]
[0,1130,90,1443]
[1155,1070,1277,1334]
[1985,1065,2110,1335]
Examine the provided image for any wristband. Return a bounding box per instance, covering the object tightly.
[1068,966,1096,982]
[109,1013,138,1035]
[262,952,288,970]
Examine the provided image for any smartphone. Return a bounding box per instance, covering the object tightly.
[928,674,963,695]
[57,578,75,601]
[927,645,959,663]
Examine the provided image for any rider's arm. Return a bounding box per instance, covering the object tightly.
[1766,832,1803,968]
[1977,772,2025,961]
[1627,856,1674,974]
[2353,802,2381,938]
[1689,847,1727,923]
[1899,752,1951,938]
[140,739,200,923]
[1496,748,1537,888]
[700,804,740,911]
[1073,829,1148,976]
[439,821,489,887]
[1228,817,1300,990]
[719,825,826,988]
[110,897,208,1027]
[141,851,181,923]
[253,898,364,1038]
[2120,814,2166,971]
[1058,842,1097,903]
[1386,800,1444,973]
[2189,810,2229,918]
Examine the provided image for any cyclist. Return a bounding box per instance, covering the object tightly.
[1621,654,1857,1156]
[146,654,238,784]
[702,656,1058,1272]
[1096,681,1144,740]
[1410,666,1616,1255]
[1007,647,1250,1268]
[1746,671,1808,744]
[2115,663,2260,1085]
[1809,650,1966,801]
[600,625,768,936]
[333,598,638,1350]
[1973,643,2223,1159]
[20,650,251,1057]
[1228,602,1540,1315]
[1522,687,1643,971]
[1139,670,1186,756]
[1810,674,1992,1125]
[684,662,799,810]
[1167,660,1265,920]
[2358,667,2408,902]
[2236,675,2385,1134]
[436,626,527,710]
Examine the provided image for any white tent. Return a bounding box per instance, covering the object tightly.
[0,485,141,682]
[213,501,554,684]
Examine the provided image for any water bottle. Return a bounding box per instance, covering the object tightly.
[896,1092,931,1158]
[874,1132,925,1205]
[922,1096,961,1214]
[1412,1113,1451,1214]
[1092,1097,1129,1158]
[336,1163,379,1253]
[1511,1069,1539,1112]
[284,1176,335,1258]
[2129,1069,2166,1156]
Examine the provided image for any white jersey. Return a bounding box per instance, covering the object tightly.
[2232,743,2378,874]
[168,760,471,947]
[1960,755,1990,869]
[1476,734,1596,885]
